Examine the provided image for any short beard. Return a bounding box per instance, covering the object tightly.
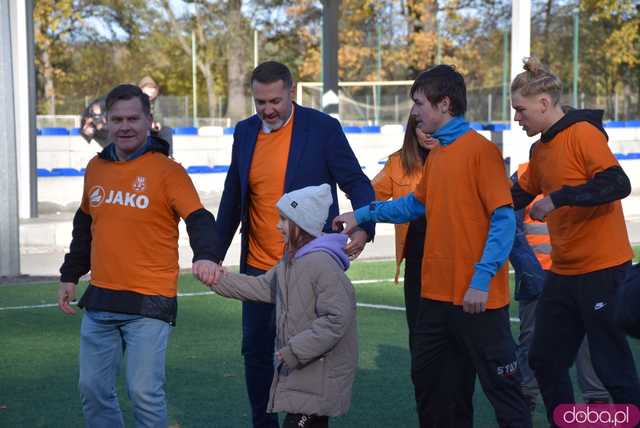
[261,117,285,133]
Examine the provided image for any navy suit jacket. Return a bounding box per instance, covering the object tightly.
[214,104,375,272]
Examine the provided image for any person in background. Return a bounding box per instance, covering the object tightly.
[371,115,437,344]
[80,97,109,148]
[139,75,173,152]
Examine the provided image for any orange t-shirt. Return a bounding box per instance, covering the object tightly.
[518,122,632,275]
[414,130,512,309]
[80,152,203,297]
[247,111,295,270]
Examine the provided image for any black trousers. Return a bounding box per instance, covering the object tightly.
[282,414,328,428]
[412,299,531,428]
[529,262,640,426]
[404,256,423,350]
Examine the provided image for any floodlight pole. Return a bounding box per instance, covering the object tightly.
[572,7,579,108]
[321,0,339,119]
[507,0,532,174]
[502,29,509,121]
[375,7,382,125]
[191,29,198,126]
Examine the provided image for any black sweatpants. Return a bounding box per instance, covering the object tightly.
[412,299,531,428]
[282,414,328,428]
[404,256,423,350]
[529,261,640,425]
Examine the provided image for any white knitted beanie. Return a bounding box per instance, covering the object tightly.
[276,183,333,237]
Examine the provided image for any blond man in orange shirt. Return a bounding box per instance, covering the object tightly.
[510,57,640,424]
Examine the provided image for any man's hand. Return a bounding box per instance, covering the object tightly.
[332,211,358,235]
[58,282,77,315]
[529,195,555,221]
[192,260,223,286]
[345,228,368,260]
[462,288,489,314]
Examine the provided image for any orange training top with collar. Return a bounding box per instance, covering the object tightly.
[80,151,203,297]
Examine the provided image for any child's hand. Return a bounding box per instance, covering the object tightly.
[193,260,224,286]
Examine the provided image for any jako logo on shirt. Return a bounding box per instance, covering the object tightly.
[88,185,149,209]
[553,404,640,427]
[89,186,105,207]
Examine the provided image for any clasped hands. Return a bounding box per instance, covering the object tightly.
[192,260,226,288]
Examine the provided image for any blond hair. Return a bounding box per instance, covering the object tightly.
[510,57,563,104]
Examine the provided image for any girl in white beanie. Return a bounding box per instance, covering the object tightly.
[208,183,358,428]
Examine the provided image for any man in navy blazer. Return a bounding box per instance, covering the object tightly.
[213,61,375,428]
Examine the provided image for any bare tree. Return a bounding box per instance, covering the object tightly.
[159,0,248,122]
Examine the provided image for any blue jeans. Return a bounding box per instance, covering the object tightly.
[79,310,171,428]
[243,265,279,428]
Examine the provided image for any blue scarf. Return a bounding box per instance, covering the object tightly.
[432,116,470,146]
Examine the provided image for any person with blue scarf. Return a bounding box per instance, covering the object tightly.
[333,65,531,428]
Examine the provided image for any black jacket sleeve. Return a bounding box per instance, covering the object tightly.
[550,165,631,208]
[511,181,537,211]
[185,208,220,264]
[60,208,92,284]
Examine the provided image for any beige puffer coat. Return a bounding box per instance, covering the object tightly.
[211,250,358,417]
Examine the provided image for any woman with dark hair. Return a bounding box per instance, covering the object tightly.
[371,115,438,343]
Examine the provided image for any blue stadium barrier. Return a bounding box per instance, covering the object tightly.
[33,121,640,139]
[211,165,230,173]
[361,126,381,133]
[37,168,52,177]
[173,127,198,135]
[50,168,84,176]
[40,127,70,136]
[186,165,214,174]
[615,153,640,160]
[605,121,626,128]
[342,126,362,134]
[483,123,510,131]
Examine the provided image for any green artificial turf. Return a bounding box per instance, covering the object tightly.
[2,259,639,427]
